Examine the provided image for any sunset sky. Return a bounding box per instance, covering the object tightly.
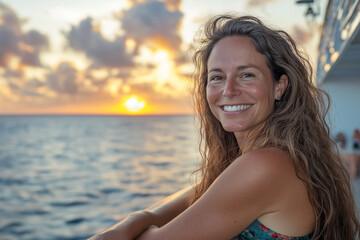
[0,0,327,115]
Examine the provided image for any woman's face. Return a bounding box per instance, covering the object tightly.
[206,36,286,137]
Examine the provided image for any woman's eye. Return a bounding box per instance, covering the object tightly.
[242,73,254,78]
[210,76,222,81]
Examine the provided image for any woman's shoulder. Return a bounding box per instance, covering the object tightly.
[232,147,295,177]
[224,147,301,208]
[226,148,315,236]
[219,147,298,203]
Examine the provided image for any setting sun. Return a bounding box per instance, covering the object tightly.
[124,96,146,113]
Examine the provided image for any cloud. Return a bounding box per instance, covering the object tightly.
[65,17,134,68]
[121,0,183,54]
[3,69,23,78]
[125,79,188,102]
[46,62,79,95]
[20,30,49,66]
[0,3,21,66]
[0,1,192,114]
[0,3,49,67]
[164,0,182,10]
[1,69,44,99]
[25,78,45,89]
[20,82,45,97]
[0,3,22,30]
[125,80,192,114]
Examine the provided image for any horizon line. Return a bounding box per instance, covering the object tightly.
[0,113,195,117]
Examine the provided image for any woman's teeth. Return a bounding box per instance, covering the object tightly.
[223,105,252,112]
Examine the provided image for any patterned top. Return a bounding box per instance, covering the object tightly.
[232,219,312,240]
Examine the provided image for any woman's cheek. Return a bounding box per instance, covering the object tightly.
[206,85,221,103]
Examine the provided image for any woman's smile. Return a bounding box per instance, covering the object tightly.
[221,104,253,113]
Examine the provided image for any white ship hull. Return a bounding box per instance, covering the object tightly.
[317,0,360,152]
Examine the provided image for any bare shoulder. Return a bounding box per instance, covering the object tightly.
[233,148,315,236]
[213,147,297,213]
[222,147,302,212]
[231,147,295,178]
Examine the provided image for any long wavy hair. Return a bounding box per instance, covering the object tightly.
[191,15,359,240]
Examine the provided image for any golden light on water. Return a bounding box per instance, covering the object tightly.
[124,96,146,113]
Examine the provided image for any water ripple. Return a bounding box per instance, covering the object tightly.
[0,115,198,239]
[66,217,86,225]
[99,187,124,195]
[50,200,89,207]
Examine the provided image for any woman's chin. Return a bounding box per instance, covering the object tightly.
[221,124,245,133]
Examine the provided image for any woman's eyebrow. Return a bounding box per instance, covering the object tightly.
[237,64,261,71]
[208,65,261,74]
[208,68,223,74]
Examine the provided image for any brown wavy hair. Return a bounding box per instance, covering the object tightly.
[191,15,359,239]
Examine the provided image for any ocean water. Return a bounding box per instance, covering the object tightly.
[0,115,199,240]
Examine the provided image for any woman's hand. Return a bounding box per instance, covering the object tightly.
[88,211,154,240]
[88,186,193,240]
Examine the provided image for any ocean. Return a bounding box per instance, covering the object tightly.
[0,115,199,240]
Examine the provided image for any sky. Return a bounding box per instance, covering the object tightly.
[0,0,327,115]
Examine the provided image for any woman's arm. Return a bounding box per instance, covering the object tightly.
[145,185,194,227]
[137,148,298,240]
[88,185,194,240]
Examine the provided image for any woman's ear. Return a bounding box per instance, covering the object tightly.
[275,74,288,100]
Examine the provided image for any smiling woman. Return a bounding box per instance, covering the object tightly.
[90,14,360,240]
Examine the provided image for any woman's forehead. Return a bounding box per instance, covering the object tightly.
[207,36,268,72]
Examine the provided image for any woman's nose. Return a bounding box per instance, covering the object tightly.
[223,78,241,97]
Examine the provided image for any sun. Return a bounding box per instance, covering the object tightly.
[124,96,146,113]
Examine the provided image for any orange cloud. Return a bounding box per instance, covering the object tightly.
[0,4,49,68]
[0,0,195,115]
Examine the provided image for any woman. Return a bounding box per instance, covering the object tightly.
[90,15,359,240]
